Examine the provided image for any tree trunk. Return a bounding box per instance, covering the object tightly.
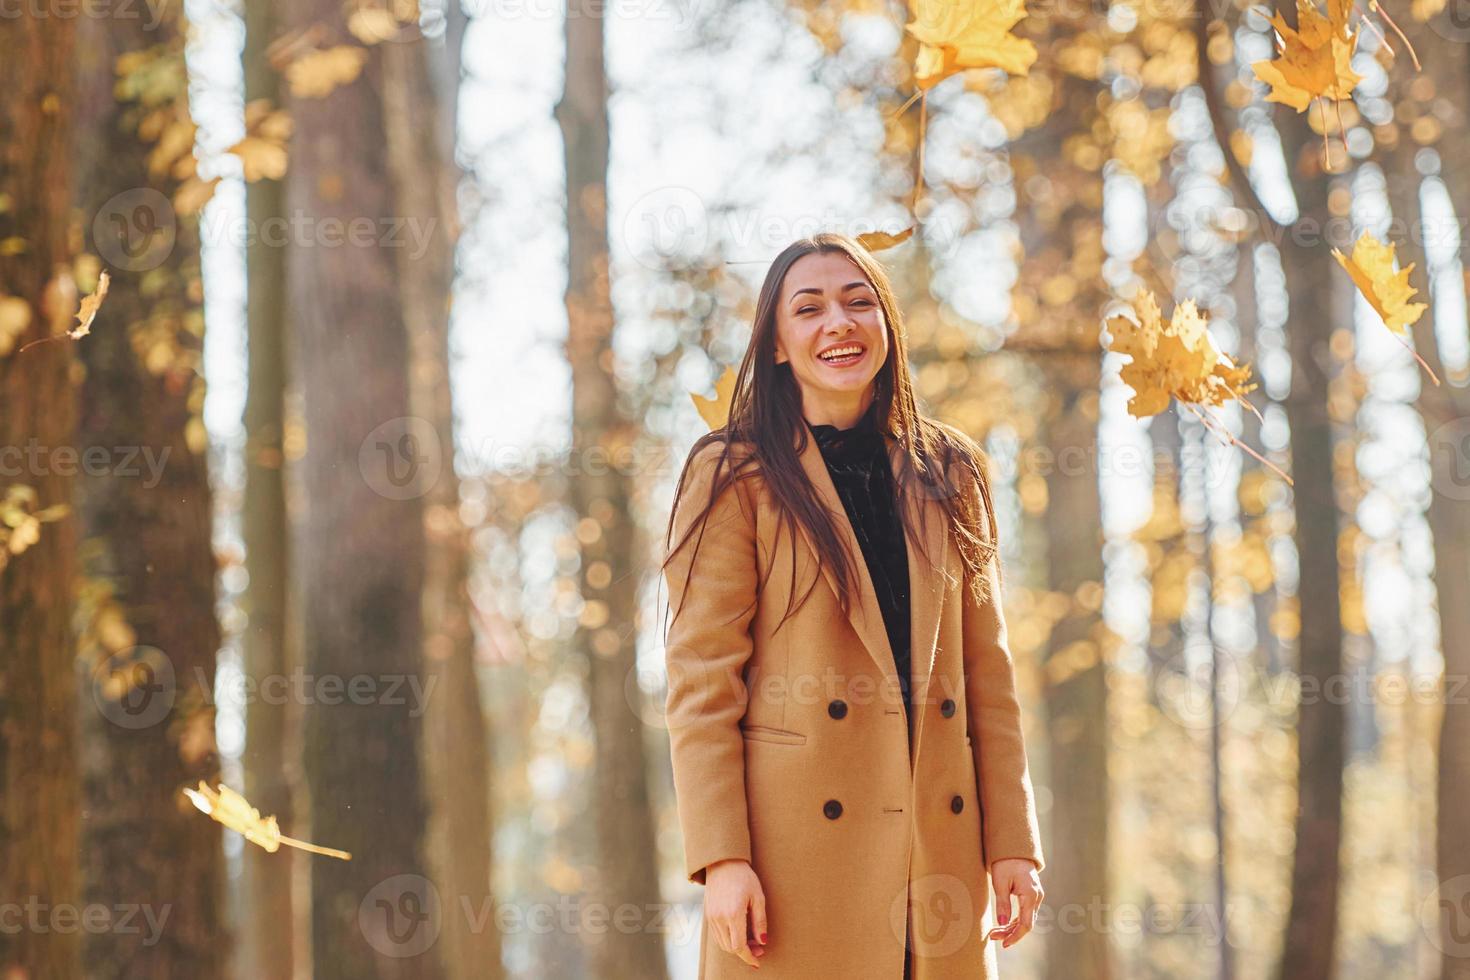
[240,0,298,976]
[1273,102,1347,980]
[1005,15,1113,975]
[1034,361,1111,980]
[556,11,669,980]
[0,12,82,980]
[71,6,226,975]
[281,3,442,974]
[1381,13,1470,972]
[381,23,503,980]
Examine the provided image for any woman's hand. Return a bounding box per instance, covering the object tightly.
[990,858,1043,948]
[704,858,768,968]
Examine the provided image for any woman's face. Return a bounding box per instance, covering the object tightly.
[773,251,888,426]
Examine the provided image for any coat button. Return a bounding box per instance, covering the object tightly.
[828,699,848,720]
[823,799,843,819]
[950,795,964,814]
[941,698,956,717]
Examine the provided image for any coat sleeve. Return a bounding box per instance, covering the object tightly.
[960,476,1046,875]
[662,442,759,886]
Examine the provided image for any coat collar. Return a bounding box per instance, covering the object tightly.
[792,420,963,768]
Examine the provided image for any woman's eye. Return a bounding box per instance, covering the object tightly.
[797,306,816,315]
[851,299,873,307]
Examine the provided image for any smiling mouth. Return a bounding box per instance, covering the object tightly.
[817,344,866,366]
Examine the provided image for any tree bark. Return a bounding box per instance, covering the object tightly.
[241,0,299,976]
[1381,12,1470,973]
[0,12,82,980]
[556,10,669,979]
[1273,101,1347,980]
[381,22,503,980]
[281,3,442,974]
[70,6,226,974]
[1005,16,1113,974]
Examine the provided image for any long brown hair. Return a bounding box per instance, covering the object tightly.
[661,232,1002,639]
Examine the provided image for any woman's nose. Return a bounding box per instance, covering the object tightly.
[826,308,858,332]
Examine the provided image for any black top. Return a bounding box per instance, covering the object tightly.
[807,401,914,746]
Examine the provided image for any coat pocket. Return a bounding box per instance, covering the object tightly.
[740,724,808,746]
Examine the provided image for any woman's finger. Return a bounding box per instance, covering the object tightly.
[750,884,768,948]
[709,904,736,954]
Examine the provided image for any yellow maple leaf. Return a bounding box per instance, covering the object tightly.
[691,365,738,431]
[1105,290,1258,419]
[69,271,110,340]
[1331,231,1427,335]
[183,782,352,860]
[1250,0,1362,111]
[906,0,1037,89]
[286,45,369,100]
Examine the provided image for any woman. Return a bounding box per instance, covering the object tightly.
[661,233,1045,979]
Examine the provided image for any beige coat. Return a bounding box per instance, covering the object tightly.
[662,422,1046,980]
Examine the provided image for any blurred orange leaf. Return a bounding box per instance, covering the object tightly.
[286,45,369,99]
[691,365,738,431]
[858,227,914,252]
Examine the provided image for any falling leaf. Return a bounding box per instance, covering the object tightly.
[1105,290,1258,418]
[906,0,1037,89]
[691,365,738,431]
[183,782,352,860]
[1331,232,1426,335]
[69,271,110,340]
[1250,0,1362,112]
[858,227,914,252]
[1106,291,1287,483]
[1332,231,1438,383]
[286,46,370,100]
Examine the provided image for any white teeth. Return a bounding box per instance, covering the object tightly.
[819,346,863,361]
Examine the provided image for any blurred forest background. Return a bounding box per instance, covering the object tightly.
[2,0,1469,977]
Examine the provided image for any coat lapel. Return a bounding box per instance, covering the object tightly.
[792,422,962,766]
